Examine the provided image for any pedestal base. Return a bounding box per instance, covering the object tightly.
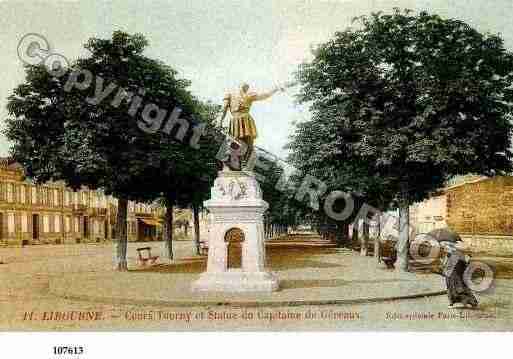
[192,270,279,293]
[192,170,279,294]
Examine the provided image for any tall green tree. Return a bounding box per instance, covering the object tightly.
[287,106,395,250]
[296,9,513,270]
[155,101,221,259]
[185,101,221,255]
[5,31,205,270]
[254,153,301,237]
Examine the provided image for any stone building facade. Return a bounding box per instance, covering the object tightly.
[410,175,513,253]
[0,159,163,246]
[445,176,513,236]
[409,194,447,234]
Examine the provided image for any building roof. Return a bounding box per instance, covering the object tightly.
[443,175,513,191]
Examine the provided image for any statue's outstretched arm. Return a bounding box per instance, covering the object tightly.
[252,87,282,101]
[252,81,297,101]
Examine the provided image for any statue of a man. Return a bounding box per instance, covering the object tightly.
[219,83,284,168]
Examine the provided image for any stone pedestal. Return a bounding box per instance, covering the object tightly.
[192,170,279,293]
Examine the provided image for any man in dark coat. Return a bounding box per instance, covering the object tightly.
[442,243,478,308]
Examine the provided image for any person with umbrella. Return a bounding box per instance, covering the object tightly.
[428,228,478,309]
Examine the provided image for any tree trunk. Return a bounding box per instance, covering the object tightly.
[192,204,201,255]
[352,220,359,249]
[374,214,381,259]
[361,221,369,256]
[163,199,174,261]
[115,197,128,271]
[339,222,350,247]
[334,223,344,247]
[396,204,410,272]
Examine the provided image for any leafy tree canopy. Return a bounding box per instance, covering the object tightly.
[295,9,513,206]
[5,31,208,204]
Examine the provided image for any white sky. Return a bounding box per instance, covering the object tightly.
[1,0,512,159]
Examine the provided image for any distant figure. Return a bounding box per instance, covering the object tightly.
[442,243,478,309]
[183,221,189,237]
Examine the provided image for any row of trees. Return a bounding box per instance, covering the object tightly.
[5,31,220,270]
[286,9,513,271]
[4,30,303,271]
[5,9,513,273]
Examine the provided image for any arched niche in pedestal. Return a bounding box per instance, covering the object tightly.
[224,227,245,269]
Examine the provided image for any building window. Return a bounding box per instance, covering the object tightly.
[54,190,59,206]
[74,217,79,233]
[55,215,61,233]
[20,186,25,204]
[7,213,15,234]
[7,184,13,203]
[43,215,50,233]
[65,216,70,232]
[31,187,37,204]
[21,213,28,232]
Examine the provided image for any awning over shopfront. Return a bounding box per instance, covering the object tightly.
[138,218,161,226]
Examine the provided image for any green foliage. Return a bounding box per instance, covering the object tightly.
[163,100,221,208]
[4,31,218,207]
[295,9,513,206]
[254,154,300,227]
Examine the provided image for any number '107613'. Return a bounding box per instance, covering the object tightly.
[53,346,84,355]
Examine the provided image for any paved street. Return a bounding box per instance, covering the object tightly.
[1,239,512,330]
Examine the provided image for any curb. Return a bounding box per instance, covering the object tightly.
[51,290,447,308]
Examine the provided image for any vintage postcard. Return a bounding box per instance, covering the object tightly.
[0,0,512,338]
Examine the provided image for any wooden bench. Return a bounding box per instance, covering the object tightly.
[379,239,397,269]
[381,256,396,269]
[378,238,444,271]
[199,241,208,255]
[136,247,159,266]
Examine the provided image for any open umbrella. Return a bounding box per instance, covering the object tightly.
[427,228,462,243]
